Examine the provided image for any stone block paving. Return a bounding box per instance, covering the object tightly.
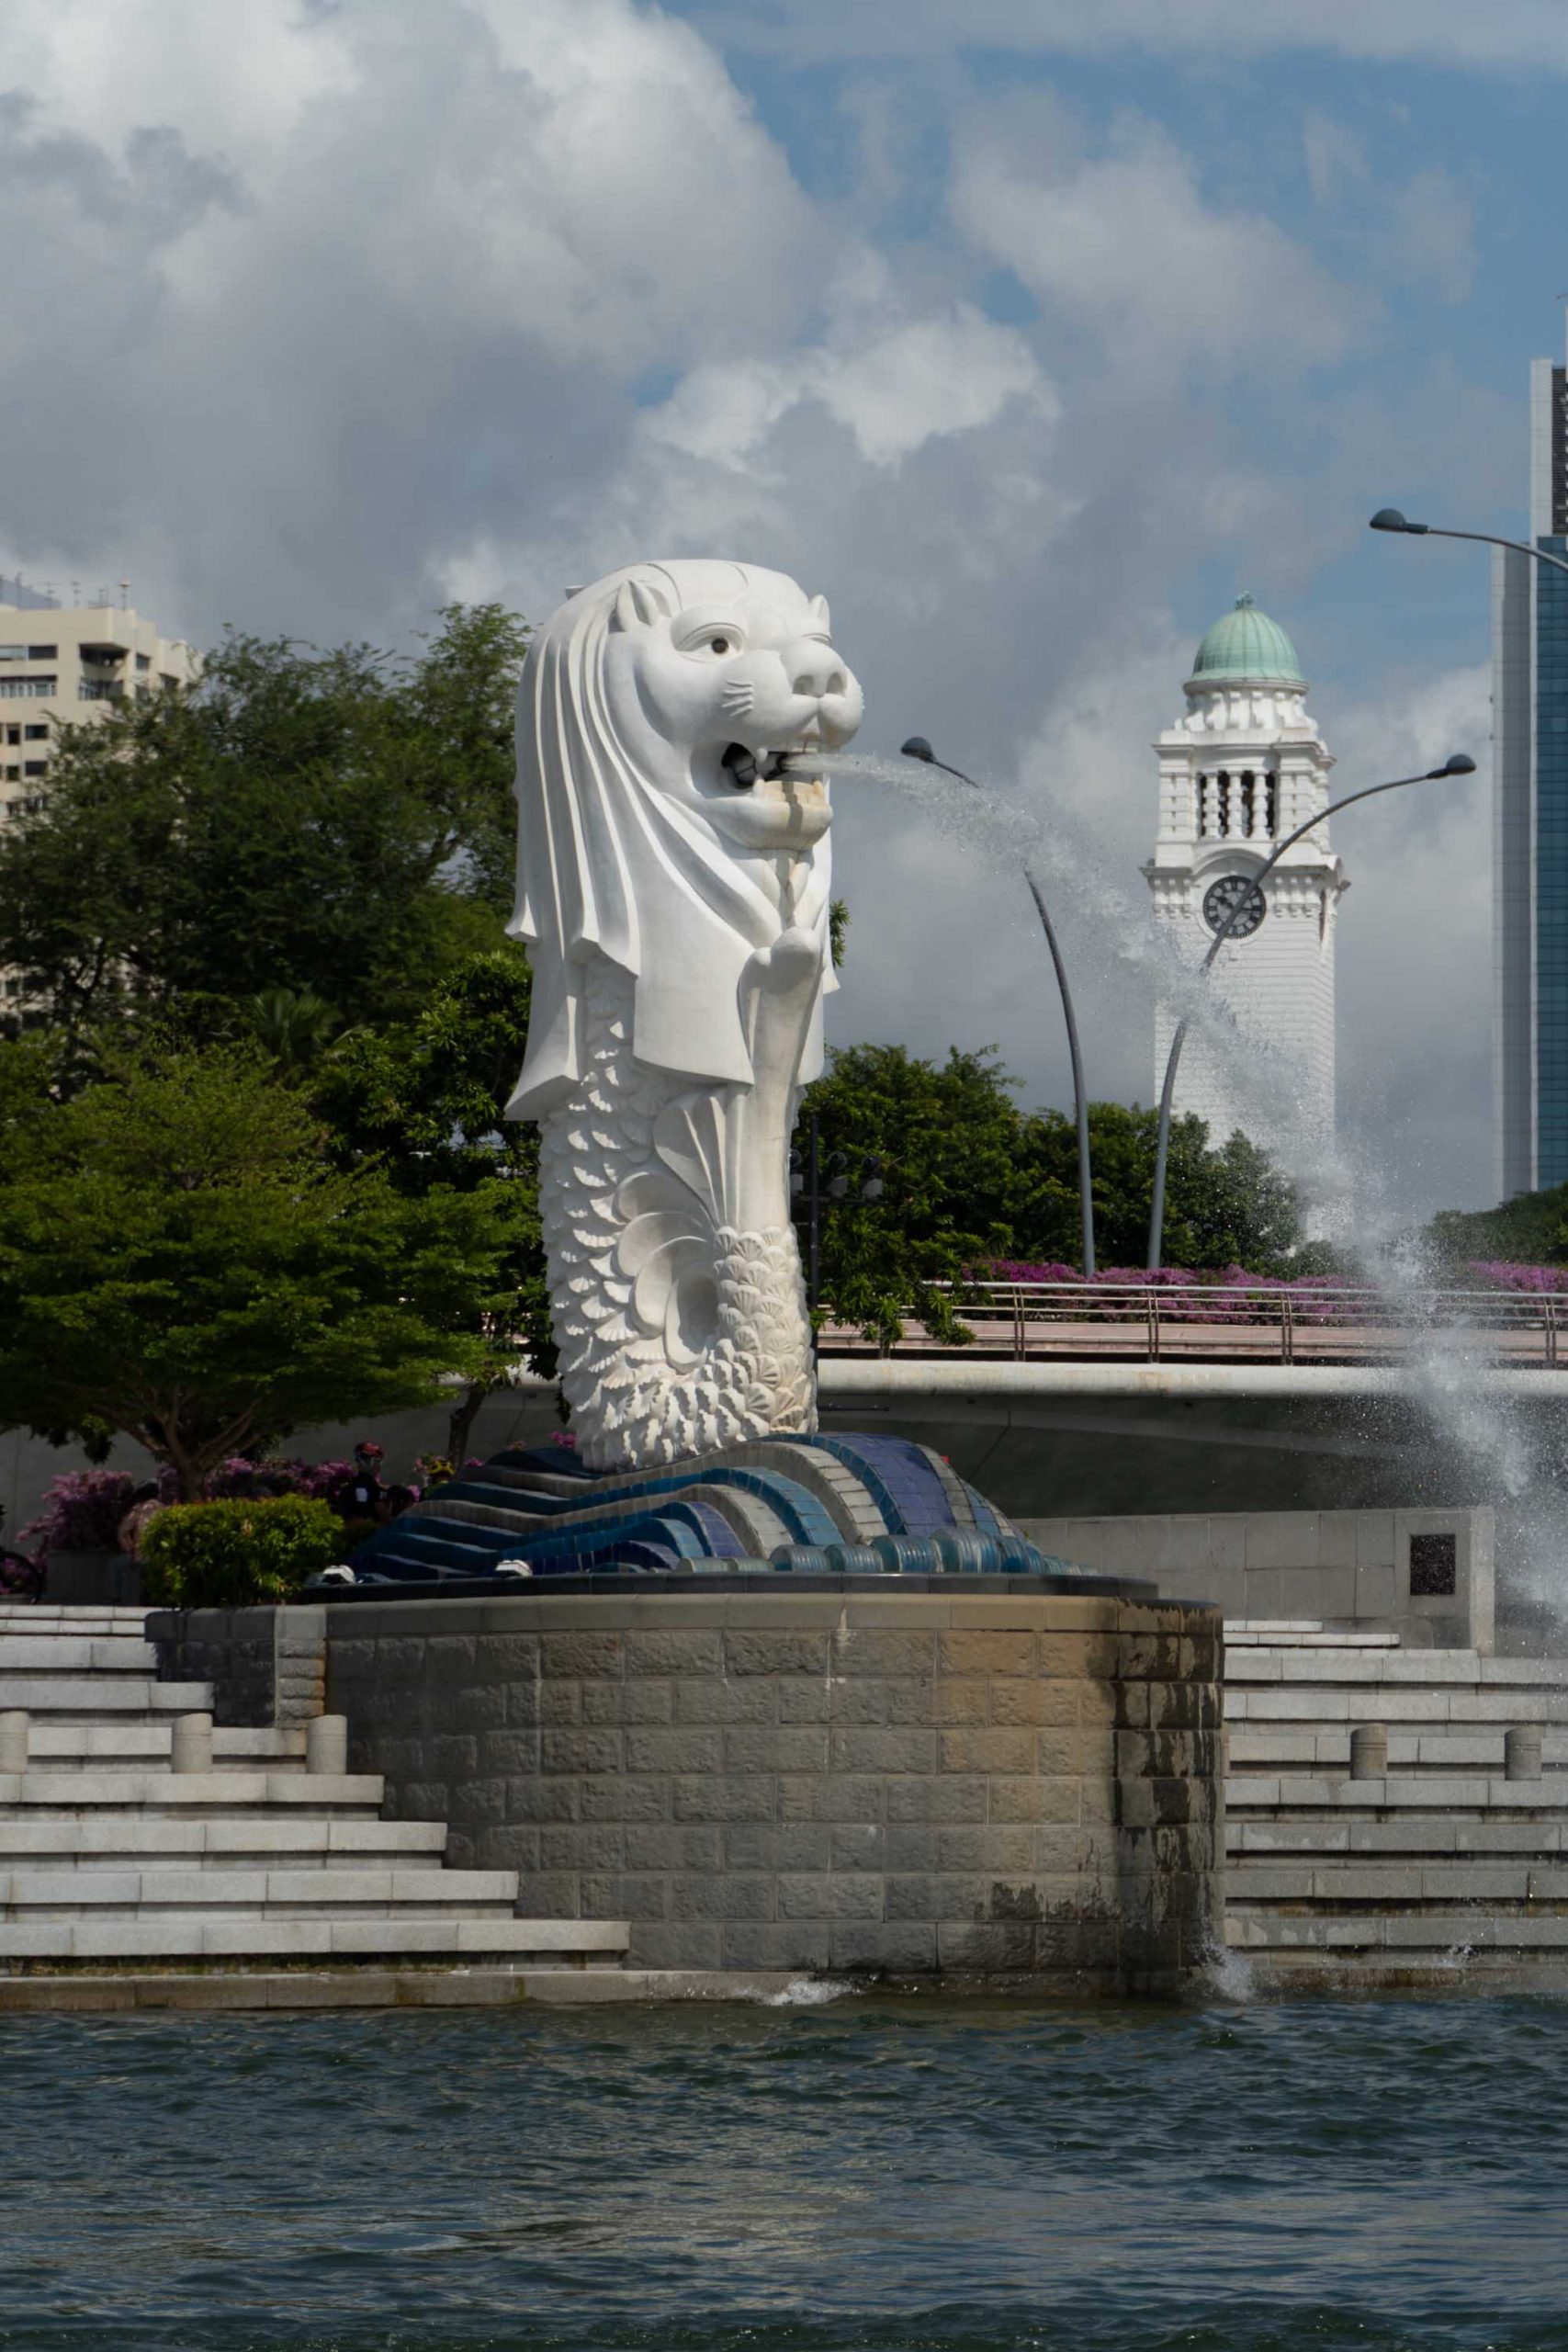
[328,1590,1224,1990]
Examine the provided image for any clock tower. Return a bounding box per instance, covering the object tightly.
[1145,594,1346,1157]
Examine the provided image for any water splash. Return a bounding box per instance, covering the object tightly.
[825,748,1568,1625]
[760,1977,856,2007]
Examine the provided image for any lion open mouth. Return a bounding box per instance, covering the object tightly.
[720,742,785,790]
[721,742,829,790]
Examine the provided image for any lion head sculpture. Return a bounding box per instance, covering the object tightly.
[505,560,863,1120]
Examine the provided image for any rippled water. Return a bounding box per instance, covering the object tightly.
[6,1993,1568,2350]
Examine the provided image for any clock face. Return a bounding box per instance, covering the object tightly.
[1202,874,1267,939]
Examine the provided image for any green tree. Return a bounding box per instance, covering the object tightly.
[311,945,554,1459]
[800,1044,1301,1343]
[1427,1181,1568,1271]
[0,604,529,1046]
[0,1037,515,1498]
[799,1044,1030,1347]
[1011,1102,1300,1271]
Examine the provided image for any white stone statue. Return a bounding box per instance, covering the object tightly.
[505,560,863,1472]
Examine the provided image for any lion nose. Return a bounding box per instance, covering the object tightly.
[788,640,849,699]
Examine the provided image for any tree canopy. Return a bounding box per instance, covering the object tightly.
[0,1037,514,1498]
[312,945,554,1456]
[1426,1181,1568,1271]
[800,1044,1301,1345]
[0,605,527,1044]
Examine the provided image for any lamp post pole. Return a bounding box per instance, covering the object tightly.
[1145,756,1476,1271]
[901,738,1097,1278]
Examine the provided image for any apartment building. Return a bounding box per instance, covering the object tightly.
[0,575,197,825]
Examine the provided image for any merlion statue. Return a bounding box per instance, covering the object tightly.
[505,560,863,1472]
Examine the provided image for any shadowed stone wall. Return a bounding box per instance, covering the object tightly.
[322,1587,1223,1993]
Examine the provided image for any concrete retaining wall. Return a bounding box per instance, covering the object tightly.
[318,1585,1223,1993]
[1016,1507,1494,1651]
[148,1605,329,1725]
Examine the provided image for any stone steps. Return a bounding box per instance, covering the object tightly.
[1230,1728,1568,1770]
[0,1769,388,1809]
[0,1816,449,1864]
[0,1636,162,1673]
[1226,1623,1401,1648]
[1228,1860,1568,1902]
[1227,1646,1568,1685]
[0,1610,149,1633]
[0,1615,629,1994]
[1227,1772,1568,1811]
[1228,1686,1568,1723]
[0,1916,623,1962]
[1223,1622,1568,1981]
[1229,1812,1568,1855]
[0,1677,212,1716]
[0,1865,520,1910]
[21,1723,308,1767]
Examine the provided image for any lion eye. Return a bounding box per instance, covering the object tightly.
[709,636,732,655]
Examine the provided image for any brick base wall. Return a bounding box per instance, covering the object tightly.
[323,1588,1223,1993]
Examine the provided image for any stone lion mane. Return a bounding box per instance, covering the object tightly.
[504,560,833,1122]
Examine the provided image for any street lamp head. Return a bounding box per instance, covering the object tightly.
[1430,753,1477,777]
[900,736,935,763]
[1370,507,1427,534]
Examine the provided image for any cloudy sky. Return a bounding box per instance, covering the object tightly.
[5,0,1562,1216]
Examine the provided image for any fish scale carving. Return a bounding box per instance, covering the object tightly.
[538,960,816,1472]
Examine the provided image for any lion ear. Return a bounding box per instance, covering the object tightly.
[611,575,676,634]
[807,594,831,632]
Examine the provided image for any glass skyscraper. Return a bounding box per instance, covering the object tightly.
[1494,347,1568,1196]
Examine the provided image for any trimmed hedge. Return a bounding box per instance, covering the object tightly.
[140,1496,343,1608]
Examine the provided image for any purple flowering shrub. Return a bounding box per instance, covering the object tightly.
[1461,1261,1568,1293]
[17,1456,366,1573]
[19,1471,141,1565]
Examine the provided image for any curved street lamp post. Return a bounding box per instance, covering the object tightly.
[1370,507,1568,583]
[1145,755,1476,1271]
[900,737,1097,1277]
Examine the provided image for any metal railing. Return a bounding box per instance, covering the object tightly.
[815,1282,1568,1367]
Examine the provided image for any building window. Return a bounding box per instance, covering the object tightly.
[27,644,57,661]
[23,725,46,740]
[77,680,120,702]
[0,647,24,662]
[136,653,151,672]
[22,762,46,777]
[4,727,17,744]
[0,678,55,698]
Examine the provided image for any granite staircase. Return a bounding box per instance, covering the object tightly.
[1224,1620,1568,1983]
[0,1605,627,2007]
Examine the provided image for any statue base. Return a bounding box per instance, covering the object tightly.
[344,1433,1098,1589]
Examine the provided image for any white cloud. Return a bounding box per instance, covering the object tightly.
[0,0,1508,1219]
[952,116,1352,378]
[644,308,1054,470]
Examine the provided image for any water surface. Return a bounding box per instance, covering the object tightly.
[3,1990,1564,2351]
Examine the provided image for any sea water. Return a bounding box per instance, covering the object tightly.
[6,1995,1568,2350]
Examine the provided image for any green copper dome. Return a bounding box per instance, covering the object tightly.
[1189,593,1303,686]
